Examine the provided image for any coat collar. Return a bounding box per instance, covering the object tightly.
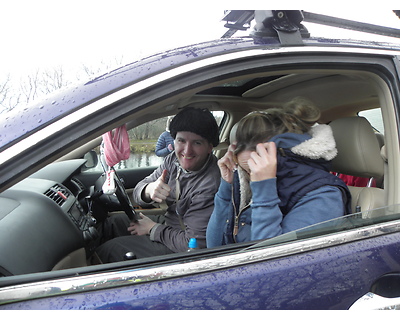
[273,124,337,161]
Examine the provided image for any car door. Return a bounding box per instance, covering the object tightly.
[2,45,400,310]
[2,206,400,309]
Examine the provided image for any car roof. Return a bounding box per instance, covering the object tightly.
[2,10,400,151]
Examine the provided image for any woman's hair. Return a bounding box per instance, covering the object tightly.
[234,97,320,154]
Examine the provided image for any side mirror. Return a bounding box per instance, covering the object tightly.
[83,150,99,170]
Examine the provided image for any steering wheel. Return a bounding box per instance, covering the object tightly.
[113,170,140,222]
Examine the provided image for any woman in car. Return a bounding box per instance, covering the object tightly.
[206,97,352,247]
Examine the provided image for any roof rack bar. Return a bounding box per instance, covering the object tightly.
[221,10,254,38]
[303,11,400,39]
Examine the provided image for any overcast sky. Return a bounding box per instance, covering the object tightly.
[1,1,400,80]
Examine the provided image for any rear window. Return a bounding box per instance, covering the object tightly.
[359,108,384,133]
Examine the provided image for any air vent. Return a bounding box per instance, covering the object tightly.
[71,177,85,191]
[44,184,70,206]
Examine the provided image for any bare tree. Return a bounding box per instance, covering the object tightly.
[129,118,166,140]
[0,74,12,113]
[79,56,127,80]
[2,55,129,113]
[18,70,41,105]
[40,66,70,95]
[2,66,72,112]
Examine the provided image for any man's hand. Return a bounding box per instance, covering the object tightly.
[143,169,171,203]
[127,213,156,236]
[217,143,238,184]
[248,142,277,182]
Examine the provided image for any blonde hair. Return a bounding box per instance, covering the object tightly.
[235,97,320,154]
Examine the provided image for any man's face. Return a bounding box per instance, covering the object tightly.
[174,131,213,171]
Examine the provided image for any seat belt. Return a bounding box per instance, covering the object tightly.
[158,166,185,231]
[174,167,186,231]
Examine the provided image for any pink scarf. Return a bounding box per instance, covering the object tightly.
[102,124,130,167]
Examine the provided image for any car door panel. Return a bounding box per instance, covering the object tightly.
[2,225,400,310]
[116,166,158,190]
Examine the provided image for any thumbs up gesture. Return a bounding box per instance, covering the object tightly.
[142,169,171,203]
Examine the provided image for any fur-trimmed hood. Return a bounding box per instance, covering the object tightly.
[272,124,337,161]
[237,124,338,211]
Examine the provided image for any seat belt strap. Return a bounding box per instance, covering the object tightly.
[175,168,185,231]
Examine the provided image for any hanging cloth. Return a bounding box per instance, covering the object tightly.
[102,124,131,167]
[101,125,131,194]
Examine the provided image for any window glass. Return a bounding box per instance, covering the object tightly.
[245,204,400,251]
[359,108,384,134]
[89,111,225,171]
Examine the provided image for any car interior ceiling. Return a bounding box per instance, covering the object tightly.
[59,69,385,167]
[63,68,389,193]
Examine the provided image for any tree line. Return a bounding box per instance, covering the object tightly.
[129,118,167,142]
[0,57,126,114]
[1,59,172,141]
[1,57,223,142]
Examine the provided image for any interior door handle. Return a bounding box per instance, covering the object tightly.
[349,292,400,310]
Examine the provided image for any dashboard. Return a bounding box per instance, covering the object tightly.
[0,159,100,276]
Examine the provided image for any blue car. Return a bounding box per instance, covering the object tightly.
[1,10,400,310]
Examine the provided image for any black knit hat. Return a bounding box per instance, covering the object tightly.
[170,107,219,147]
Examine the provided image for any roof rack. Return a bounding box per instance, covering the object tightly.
[222,10,400,44]
[221,10,255,38]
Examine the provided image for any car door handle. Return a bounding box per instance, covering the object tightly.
[349,292,400,310]
[350,273,400,310]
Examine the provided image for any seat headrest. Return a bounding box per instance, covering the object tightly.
[329,117,384,179]
[230,122,239,144]
[213,122,239,152]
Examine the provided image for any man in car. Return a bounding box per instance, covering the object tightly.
[96,107,221,262]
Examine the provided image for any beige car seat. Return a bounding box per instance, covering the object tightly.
[329,116,385,214]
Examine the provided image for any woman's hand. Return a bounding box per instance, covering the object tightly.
[248,142,277,182]
[217,144,238,184]
[127,213,156,236]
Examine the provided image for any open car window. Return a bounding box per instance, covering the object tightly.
[88,111,226,172]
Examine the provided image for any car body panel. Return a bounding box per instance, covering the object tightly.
[1,211,400,309]
[2,226,400,309]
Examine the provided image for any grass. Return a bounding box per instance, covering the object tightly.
[130,140,157,153]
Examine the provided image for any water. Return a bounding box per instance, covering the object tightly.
[115,153,163,169]
[90,152,163,171]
